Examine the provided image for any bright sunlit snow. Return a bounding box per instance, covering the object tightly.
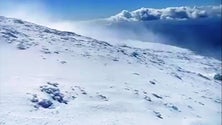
[0,16,221,125]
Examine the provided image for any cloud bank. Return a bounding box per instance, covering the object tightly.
[108,5,222,22]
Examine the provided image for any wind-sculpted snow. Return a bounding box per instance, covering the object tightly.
[0,16,221,125]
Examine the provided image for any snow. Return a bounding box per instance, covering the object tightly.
[0,16,221,125]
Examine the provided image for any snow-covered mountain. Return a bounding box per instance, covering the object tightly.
[0,16,221,125]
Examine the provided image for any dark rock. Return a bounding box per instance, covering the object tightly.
[187,105,193,109]
[164,103,180,111]
[71,96,76,99]
[40,84,68,104]
[52,92,68,104]
[2,32,17,38]
[41,48,51,54]
[198,102,204,105]
[133,73,140,75]
[60,61,67,64]
[81,90,87,95]
[47,82,59,87]
[198,73,210,80]
[54,51,60,54]
[113,58,119,61]
[30,94,39,103]
[134,89,139,95]
[153,111,163,119]
[97,94,108,101]
[171,105,179,111]
[152,93,163,99]
[62,100,68,104]
[144,96,152,102]
[38,99,53,108]
[31,98,39,103]
[174,74,182,80]
[17,42,27,50]
[41,87,60,95]
[52,93,64,103]
[214,73,222,81]
[214,99,221,104]
[131,52,139,57]
[149,81,156,85]
[14,19,24,24]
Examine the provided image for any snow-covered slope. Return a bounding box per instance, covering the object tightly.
[0,16,221,125]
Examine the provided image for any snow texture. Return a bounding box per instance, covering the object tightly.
[0,16,221,125]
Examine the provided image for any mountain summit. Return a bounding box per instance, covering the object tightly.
[0,16,221,125]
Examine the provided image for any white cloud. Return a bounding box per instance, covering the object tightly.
[108,5,222,22]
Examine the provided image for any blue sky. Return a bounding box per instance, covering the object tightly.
[0,0,221,20]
